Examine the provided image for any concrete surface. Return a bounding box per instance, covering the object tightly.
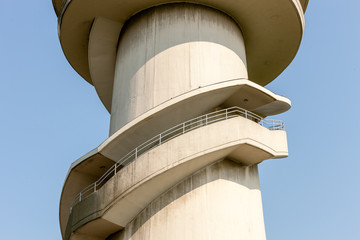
[65,116,287,239]
[110,4,247,133]
[53,0,309,16]
[59,150,115,237]
[88,17,122,112]
[108,160,265,240]
[55,0,306,86]
[50,1,308,239]
[104,79,290,161]
[60,94,289,235]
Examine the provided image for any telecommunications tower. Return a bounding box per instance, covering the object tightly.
[52,0,309,239]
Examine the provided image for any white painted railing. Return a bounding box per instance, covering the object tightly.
[70,106,284,212]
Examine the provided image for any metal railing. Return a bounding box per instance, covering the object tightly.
[69,106,284,212]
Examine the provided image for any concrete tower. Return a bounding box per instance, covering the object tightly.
[52,0,309,239]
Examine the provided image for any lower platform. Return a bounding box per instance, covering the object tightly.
[64,116,287,240]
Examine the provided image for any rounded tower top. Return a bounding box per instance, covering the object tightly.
[53,0,308,87]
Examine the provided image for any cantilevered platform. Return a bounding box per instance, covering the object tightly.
[53,0,308,96]
[65,115,288,240]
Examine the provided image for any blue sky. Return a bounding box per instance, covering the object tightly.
[0,1,359,239]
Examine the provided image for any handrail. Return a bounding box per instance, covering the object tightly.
[69,106,284,212]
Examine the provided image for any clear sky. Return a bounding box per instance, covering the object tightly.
[0,1,359,239]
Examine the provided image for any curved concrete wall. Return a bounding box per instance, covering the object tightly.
[110,3,247,134]
[108,160,266,240]
[65,116,287,240]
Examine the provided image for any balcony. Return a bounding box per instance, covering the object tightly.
[64,107,288,240]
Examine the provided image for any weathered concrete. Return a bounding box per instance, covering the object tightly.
[88,17,122,112]
[59,78,291,235]
[110,4,247,134]
[109,160,265,240]
[65,116,287,239]
[59,150,115,237]
[105,79,291,156]
[55,0,306,87]
[53,0,309,17]
[51,0,309,239]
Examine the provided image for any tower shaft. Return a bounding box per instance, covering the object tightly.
[51,1,309,239]
[109,161,265,240]
[110,4,247,134]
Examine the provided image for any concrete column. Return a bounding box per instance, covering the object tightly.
[108,160,266,240]
[110,3,247,135]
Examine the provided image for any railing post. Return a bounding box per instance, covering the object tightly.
[183,122,185,133]
[205,114,207,125]
[114,163,117,175]
[245,110,247,119]
[159,134,162,144]
[226,109,228,119]
[94,182,97,192]
[135,148,138,159]
[79,192,82,202]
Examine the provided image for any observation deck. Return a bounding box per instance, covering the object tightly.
[52,0,308,111]
[63,107,288,240]
[59,79,291,237]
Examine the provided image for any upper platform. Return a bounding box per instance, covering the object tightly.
[53,0,308,87]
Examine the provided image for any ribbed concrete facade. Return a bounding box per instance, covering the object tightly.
[52,1,308,239]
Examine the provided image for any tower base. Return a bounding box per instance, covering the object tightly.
[108,159,266,240]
